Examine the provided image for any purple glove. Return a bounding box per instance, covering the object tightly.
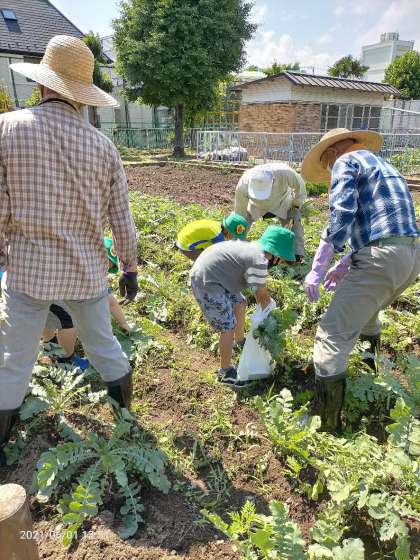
[304,239,335,302]
[324,253,352,292]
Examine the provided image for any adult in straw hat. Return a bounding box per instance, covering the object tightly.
[234,163,307,261]
[0,36,139,463]
[301,128,419,431]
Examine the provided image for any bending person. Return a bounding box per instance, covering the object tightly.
[176,213,249,261]
[234,163,307,261]
[301,128,419,431]
[189,226,296,387]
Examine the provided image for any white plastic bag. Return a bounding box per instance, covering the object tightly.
[237,300,277,382]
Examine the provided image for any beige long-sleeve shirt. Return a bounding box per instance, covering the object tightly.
[0,100,137,300]
[234,163,307,224]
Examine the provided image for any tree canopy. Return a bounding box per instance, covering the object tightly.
[246,62,301,76]
[113,0,255,156]
[384,51,420,99]
[263,61,300,76]
[84,31,113,94]
[328,55,368,79]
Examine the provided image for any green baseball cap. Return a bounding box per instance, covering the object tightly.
[222,213,249,240]
[258,226,296,261]
[104,237,119,274]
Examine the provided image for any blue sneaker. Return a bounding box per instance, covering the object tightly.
[71,356,90,371]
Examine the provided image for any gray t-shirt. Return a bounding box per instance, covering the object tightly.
[190,240,268,294]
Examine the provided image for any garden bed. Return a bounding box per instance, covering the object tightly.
[126,164,240,208]
[1,165,419,559]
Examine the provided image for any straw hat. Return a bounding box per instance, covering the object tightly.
[301,128,383,183]
[10,35,118,107]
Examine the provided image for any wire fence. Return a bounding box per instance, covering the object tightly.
[101,125,420,176]
[195,130,420,174]
[100,127,204,150]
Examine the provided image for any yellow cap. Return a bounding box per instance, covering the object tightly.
[176,219,224,251]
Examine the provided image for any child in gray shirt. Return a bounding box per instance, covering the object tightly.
[189,226,295,386]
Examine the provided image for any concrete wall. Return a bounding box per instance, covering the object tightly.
[0,53,40,107]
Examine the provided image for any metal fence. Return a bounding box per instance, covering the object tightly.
[101,127,201,150]
[196,130,420,173]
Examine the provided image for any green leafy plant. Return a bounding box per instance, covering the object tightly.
[256,390,418,558]
[25,86,41,107]
[204,499,365,559]
[253,309,298,362]
[33,410,171,545]
[0,83,13,112]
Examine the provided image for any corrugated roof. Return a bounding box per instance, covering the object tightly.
[233,71,400,96]
[0,0,84,56]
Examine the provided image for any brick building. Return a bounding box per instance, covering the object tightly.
[233,72,400,133]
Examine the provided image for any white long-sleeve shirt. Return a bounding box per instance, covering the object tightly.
[234,163,307,224]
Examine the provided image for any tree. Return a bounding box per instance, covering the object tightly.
[83,32,113,126]
[328,55,368,79]
[263,61,300,76]
[384,50,420,99]
[113,0,255,157]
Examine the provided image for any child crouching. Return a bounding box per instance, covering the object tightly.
[189,226,295,386]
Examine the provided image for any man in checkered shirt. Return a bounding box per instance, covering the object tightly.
[0,36,139,463]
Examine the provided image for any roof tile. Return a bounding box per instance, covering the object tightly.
[0,0,83,56]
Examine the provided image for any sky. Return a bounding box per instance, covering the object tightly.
[52,0,420,74]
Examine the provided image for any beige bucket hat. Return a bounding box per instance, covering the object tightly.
[301,128,383,183]
[10,35,118,107]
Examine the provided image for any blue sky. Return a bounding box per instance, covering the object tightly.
[53,0,419,73]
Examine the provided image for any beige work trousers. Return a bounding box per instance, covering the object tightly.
[313,241,420,380]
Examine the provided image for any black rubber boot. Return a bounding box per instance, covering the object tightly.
[106,371,133,410]
[315,378,346,432]
[359,334,381,372]
[0,411,19,466]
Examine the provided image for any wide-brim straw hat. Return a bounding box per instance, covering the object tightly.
[301,128,383,183]
[10,35,118,107]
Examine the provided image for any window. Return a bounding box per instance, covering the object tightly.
[2,9,21,32]
[369,107,381,131]
[1,9,17,20]
[320,103,383,132]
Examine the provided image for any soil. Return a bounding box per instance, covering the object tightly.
[125,163,420,210]
[126,165,240,208]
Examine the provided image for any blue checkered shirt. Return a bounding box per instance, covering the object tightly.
[325,149,419,252]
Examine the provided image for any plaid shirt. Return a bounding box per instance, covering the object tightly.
[0,99,137,299]
[326,149,419,252]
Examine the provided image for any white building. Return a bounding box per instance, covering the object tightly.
[362,32,415,83]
